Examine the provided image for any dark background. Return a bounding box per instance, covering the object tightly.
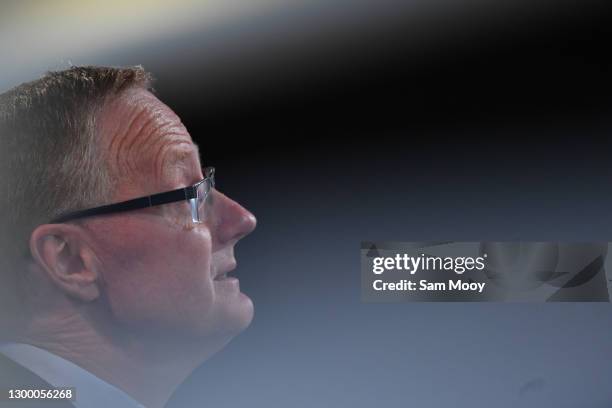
[166,2,612,407]
[157,1,612,407]
[4,0,612,406]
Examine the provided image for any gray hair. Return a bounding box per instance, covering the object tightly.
[0,66,153,319]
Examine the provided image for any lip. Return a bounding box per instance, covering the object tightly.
[213,260,237,281]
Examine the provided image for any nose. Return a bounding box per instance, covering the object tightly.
[211,190,257,246]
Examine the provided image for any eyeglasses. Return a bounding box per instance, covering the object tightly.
[51,167,216,224]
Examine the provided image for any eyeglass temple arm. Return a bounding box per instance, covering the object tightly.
[51,186,197,223]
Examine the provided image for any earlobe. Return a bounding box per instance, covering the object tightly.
[29,224,101,302]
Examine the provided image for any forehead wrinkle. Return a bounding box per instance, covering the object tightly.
[100,90,195,192]
[107,103,148,176]
[123,105,165,157]
[106,96,168,179]
[117,100,186,180]
[124,117,178,171]
[126,96,184,148]
[155,140,199,187]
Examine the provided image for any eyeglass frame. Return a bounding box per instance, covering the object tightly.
[50,167,216,224]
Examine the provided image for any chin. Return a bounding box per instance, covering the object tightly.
[223,292,255,334]
[199,291,254,339]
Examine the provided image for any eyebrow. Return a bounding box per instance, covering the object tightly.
[193,141,202,162]
[162,142,200,169]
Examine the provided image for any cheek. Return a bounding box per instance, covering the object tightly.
[91,217,215,329]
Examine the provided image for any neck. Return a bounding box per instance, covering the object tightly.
[19,302,230,408]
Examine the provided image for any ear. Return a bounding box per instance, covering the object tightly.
[29,223,101,302]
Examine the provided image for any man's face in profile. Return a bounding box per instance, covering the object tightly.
[83,88,256,340]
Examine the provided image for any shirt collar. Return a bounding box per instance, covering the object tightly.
[0,342,146,408]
